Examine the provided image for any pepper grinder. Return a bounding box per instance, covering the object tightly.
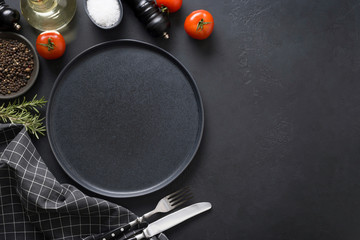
[0,0,21,31]
[126,0,170,39]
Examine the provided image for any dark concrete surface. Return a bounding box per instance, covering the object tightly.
[4,0,360,239]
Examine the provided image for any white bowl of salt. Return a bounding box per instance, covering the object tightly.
[85,0,123,29]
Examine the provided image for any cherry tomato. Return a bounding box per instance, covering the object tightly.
[156,0,182,13]
[36,31,66,60]
[184,10,214,40]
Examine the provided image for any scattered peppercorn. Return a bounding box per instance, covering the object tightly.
[0,39,34,95]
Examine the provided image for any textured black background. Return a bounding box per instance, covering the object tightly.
[4,0,360,239]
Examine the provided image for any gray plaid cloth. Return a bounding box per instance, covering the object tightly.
[0,124,168,240]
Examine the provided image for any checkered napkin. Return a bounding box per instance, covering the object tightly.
[0,124,168,240]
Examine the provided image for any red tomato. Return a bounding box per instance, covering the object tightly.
[36,31,66,60]
[156,0,182,13]
[184,10,214,40]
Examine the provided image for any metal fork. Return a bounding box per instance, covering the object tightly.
[98,187,192,239]
[134,187,192,224]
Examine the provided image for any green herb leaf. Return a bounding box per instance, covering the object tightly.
[0,95,47,138]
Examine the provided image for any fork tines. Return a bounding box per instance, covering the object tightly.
[167,187,193,207]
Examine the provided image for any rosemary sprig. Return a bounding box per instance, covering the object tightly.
[0,95,47,139]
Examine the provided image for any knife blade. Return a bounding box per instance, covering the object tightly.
[127,202,212,240]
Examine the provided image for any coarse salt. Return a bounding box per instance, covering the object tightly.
[87,0,121,28]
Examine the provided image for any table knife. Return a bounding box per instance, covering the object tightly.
[127,202,212,240]
[100,202,211,240]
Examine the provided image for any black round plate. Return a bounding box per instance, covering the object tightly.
[47,40,204,198]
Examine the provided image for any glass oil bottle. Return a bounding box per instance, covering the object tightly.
[20,0,77,31]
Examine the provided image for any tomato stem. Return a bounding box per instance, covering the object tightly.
[160,5,169,14]
[196,18,211,31]
[38,38,55,51]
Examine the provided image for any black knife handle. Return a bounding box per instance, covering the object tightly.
[120,223,132,233]
[97,223,131,240]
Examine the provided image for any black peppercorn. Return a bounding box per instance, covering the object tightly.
[0,39,34,95]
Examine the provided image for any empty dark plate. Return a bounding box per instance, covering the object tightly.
[47,39,204,198]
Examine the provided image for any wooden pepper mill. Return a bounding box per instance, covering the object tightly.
[126,0,170,39]
[0,0,21,31]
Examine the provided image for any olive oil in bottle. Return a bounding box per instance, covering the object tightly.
[20,0,77,31]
